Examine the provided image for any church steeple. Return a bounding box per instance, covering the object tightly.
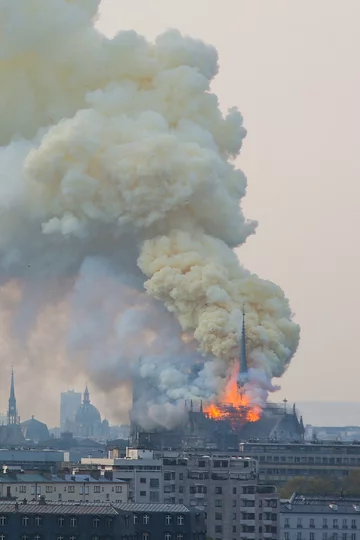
[83,385,90,405]
[8,367,18,425]
[240,306,248,375]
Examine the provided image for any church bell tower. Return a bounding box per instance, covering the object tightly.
[7,367,19,425]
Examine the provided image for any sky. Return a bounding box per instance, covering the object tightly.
[97,0,360,408]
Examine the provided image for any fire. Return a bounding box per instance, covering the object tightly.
[204,365,261,424]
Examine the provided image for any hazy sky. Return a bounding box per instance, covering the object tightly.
[98,0,360,405]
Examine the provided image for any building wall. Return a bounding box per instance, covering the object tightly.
[238,443,360,486]
[0,478,129,504]
[281,502,360,540]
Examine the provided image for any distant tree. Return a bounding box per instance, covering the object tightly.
[280,470,360,499]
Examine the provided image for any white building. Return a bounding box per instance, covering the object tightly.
[0,471,129,504]
[281,493,360,540]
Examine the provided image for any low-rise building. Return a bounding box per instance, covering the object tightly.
[0,471,128,504]
[0,500,134,539]
[281,493,360,540]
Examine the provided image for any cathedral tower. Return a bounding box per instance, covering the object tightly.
[7,368,18,425]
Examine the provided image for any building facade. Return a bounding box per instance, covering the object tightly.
[0,472,129,504]
[82,448,280,540]
[0,500,135,539]
[238,442,360,486]
[281,493,360,540]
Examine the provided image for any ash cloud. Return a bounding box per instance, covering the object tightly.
[0,0,300,429]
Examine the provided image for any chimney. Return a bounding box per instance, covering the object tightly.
[38,495,46,506]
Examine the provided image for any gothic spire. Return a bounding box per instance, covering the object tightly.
[240,306,248,375]
[8,367,18,425]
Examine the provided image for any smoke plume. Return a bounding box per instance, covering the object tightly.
[0,0,300,429]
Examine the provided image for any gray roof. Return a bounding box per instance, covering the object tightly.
[0,501,118,515]
[115,503,190,513]
[281,495,360,515]
[0,474,125,484]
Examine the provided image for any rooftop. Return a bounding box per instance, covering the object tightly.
[0,473,125,484]
[0,501,118,515]
[281,493,360,515]
[115,503,190,513]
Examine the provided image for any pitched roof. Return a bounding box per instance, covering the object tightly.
[114,503,190,513]
[0,501,118,515]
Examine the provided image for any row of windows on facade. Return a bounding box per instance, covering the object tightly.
[138,535,188,540]
[12,485,123,494]
[164,472,256,488]
[213,511,277,521]
[285,518,359,528]
[0,516,113,528]
[212,524,277,534]
[285,533,357,540]
[0,514,185,527]
[261,469,350,477]
[256,455,360,465]
[211,498,277,508]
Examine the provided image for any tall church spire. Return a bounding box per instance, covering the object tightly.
[8,367,18,425]
[240,306,248,375]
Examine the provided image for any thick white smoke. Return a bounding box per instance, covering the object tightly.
[0,0,300,429]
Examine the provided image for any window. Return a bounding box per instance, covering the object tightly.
[334,520,339,529]
[34,516,42,527]
[56,537,64,540]
[165,515,172,525]
[215,500,222,507]
[68,486,75,493]
[323,519,328,529]
[232,500,236,507]
[34,536,41,540]
[352,522,357,530]
[310,534,315,540]
[351,535,356,540]
[21,536,29,540]
[296,534,302,540]
[140,478,146,484]
[285,534,290,540]
[69,537,77,540]
[285,518,290,528]
[22,516,29,526]
[233,513,237,520]
[92,537,100,540]
[323,534,328,540]
[0,516,7,527]
[0,535,5,540]
[215,526,223,533]
[215,487,222,494]
[106,518,113,529]
[142,534,149,540]
[215,513,222,521]
[116,486,122,493]
[143,515,150,525]
[344,521,348,530]
[165,534,172,540]
[179,473,183,481]
[177,515,184,526]
[70,517,77,527]
[150,491,159,502]
[177,535,183,540]
[94,486,100,493]
[134,515,138,524]
[58,517,65,527]
[93,518,100,528]
[19,486,26,493]
[310,519,315,528]
[343,535,348,540]
[140,491,146,497]
[233,487,237,494]
[233,526,237,533]
[150,478,159,488]
[45,486,53,493]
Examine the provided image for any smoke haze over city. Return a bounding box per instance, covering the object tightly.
[1,0,359,428]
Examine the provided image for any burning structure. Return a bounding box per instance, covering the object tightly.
[130,312,304,450]
[0,0,300,429]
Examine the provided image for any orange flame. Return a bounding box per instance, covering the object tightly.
[204,365,261,424]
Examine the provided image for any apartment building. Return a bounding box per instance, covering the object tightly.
[82,448,164,503]
[82,448,279,540]
[238,442,360,486]
[0,471,128,504]
[280,493,360,540]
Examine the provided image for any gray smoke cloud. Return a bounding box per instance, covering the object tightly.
[0,0,300,429]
